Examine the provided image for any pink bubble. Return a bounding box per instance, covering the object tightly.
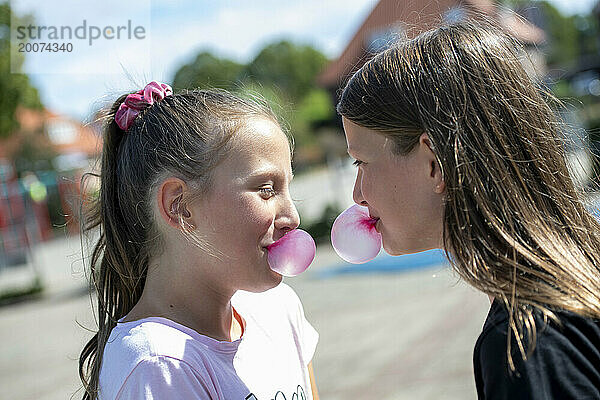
[267,229,316,277]
[331,204,382,264]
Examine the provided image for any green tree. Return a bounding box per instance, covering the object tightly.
[240,41,331,149]
[538,1,580,67]
[573,13,600,59]
[243,41,328,102]
[0,2,42,138]
[295,88,334,127]
[170,41,334,166]
[172,52,244,91]
[287,88,334,147]
[500,0,595,68]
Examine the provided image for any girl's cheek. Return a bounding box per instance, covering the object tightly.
[243,195,274,228]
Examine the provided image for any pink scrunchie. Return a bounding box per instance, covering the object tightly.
[115,81,173,131]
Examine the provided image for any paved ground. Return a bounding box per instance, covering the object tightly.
[0,234,490,400]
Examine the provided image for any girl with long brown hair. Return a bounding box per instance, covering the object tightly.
[337,21,600,399]
[79,82,319,399]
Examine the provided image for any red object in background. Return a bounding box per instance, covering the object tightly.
[0,161,30,266]
[57,174,81,235]
[31,199,53,241]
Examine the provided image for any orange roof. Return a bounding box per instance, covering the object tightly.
[318,0,546,88]
[0,107,101,162]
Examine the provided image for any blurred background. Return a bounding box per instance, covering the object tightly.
[1,0,599,399]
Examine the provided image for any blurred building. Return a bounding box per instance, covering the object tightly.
[318,0,546,98]
[0,108,101,258]
[0,107,100,172]
[316,0,596,189]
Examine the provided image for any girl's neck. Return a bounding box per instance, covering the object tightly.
[123,264,243,342]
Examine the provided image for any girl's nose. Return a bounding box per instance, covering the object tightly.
[353,169,368,206]
[275,194,301,232]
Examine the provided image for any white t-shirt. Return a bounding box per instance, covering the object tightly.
[98,283,318,399]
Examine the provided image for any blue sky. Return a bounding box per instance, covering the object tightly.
[10,0,598,122]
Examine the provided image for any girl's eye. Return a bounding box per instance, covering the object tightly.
[353,159,364,167]
[259,187,276,198]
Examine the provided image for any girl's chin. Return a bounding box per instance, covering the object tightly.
[381,239,398,256]
[247,271,282,293]
[261,256,284,288]
[381,235,413,256]
[383,246,403,256]
[383,238,441,255]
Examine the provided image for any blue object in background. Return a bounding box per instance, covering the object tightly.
[317,248,449,279]
[588,201,600,220]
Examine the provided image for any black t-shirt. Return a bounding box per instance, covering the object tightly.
[473,299,600,399]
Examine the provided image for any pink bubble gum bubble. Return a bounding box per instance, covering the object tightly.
[331,204,382,264]
[267,229,316,277]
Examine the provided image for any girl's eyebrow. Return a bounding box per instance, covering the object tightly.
[247,167,294,182]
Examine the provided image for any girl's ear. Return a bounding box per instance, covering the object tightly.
[419,132,445,194]
[157,177,193,230]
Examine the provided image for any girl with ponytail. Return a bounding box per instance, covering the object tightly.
[79,82,319,399]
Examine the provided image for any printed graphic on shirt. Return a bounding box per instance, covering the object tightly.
[245,385,306,400]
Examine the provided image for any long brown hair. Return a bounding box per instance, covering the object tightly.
[78,88,280,399]
[337,20,600,369]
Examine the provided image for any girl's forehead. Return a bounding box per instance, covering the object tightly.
[219,120,292,181]
[235,121,291,159]
[344,120,388,157]
[236,118,288,147]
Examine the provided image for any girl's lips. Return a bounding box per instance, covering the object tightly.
[265,229,316,277]
[374,218,381,233]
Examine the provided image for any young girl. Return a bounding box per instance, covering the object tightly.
[336,21,600,398]
[78,83,319,399]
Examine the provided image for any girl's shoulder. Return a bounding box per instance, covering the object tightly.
[99,317,243,399]
[107,316,241,357]
[477,299,600,347]
[474,300,600,399]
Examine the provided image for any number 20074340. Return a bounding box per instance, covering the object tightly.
[18,42,73,52]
